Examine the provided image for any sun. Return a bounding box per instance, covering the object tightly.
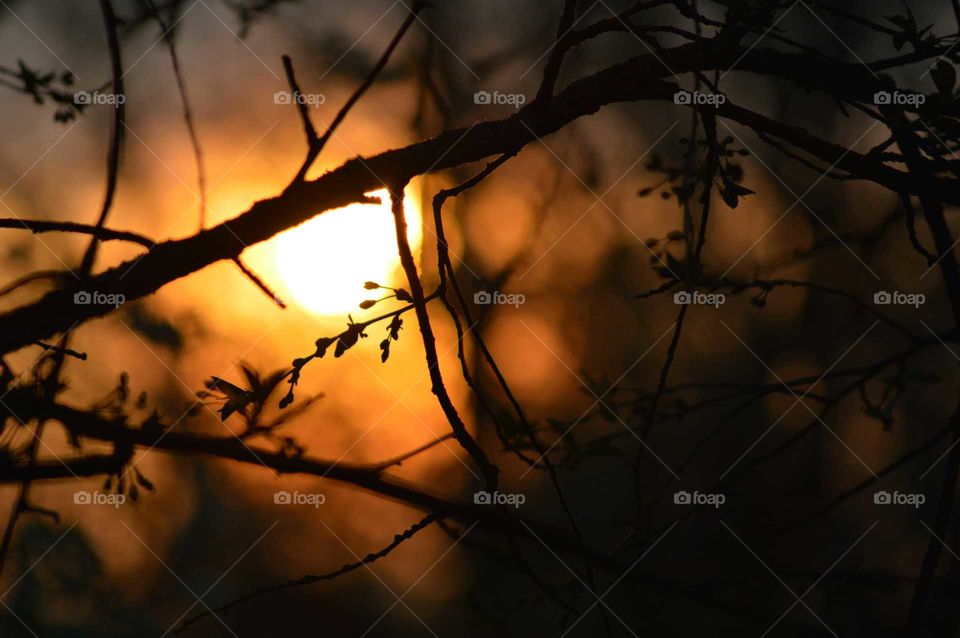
[273,187,423,315]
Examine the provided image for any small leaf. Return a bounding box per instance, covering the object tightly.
[334,325,363,357]
[933,61,957,96]
[721,188,740,209]
[136,472,155,491]
[389,317,402,340]
[118,372,129,403]
[720,180,755,209]
[730,182,755,197]
[315,337,334,357]
[726,163,744,182]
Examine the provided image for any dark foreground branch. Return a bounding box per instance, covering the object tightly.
[176,513,439,631]
[27,402,557,544]
[0,41,955,353]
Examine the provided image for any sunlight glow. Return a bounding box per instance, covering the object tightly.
[274,187,423,315]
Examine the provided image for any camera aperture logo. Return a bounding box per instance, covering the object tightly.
[74,290,125,307]
[474,490,526,508]
[474,290,525,307]
[473,90,526,109]
[74,490,125,508]
[274,490,326,508]
[73,90,126,107]
[873,290,924,308]
[273,90,326,107]
[673,290,724,308]
[673,490,725,508]
[673,90,726,108]
[874,490,924,508]
[873,90,925,107]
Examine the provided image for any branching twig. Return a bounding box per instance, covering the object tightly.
[176,513,439,631]
[0,218,153,247]
[389,183,499,488]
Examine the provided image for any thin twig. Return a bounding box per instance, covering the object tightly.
[143,0,208,231]
[0,218,153,247]
[373,434,456,470]
[389,183,499,489]
[283,0,424,184]
[78,0,126,276]
[176,513,439,631]
[232,256,285,308]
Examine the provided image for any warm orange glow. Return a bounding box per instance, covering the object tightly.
[273,187,423,315]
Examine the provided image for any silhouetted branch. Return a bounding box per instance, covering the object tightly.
[32,340,87,360]
[78,0,126,276]
[389,184,499,488]
[283,1,424,184]
[143,0,208,230]
[430,151,608,627]
[0,218,153,247]
[372,434,456,470]
[232,256,286,308]
[889,106,960,633]
[5,400,596,558]
[5,39,960,352]
[177,513,439,631]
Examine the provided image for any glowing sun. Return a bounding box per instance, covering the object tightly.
[273,187,423,315]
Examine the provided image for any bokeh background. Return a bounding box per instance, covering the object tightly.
[0,1,958,636]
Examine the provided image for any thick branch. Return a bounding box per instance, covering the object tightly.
[0,42,954,353]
